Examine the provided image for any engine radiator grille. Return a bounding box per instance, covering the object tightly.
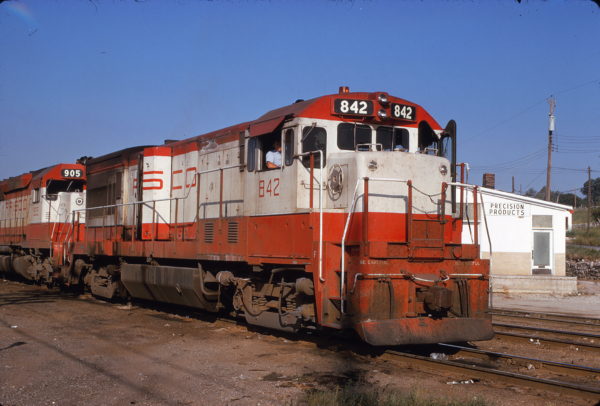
[204,222,214,243]
[228,222,239,244]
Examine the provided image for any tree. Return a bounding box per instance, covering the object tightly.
[522,186,583,207]
[555,192,584,207]
[581,177,600,206]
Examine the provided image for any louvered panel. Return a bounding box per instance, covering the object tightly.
[227,222,239,244]
[204,222,214,243]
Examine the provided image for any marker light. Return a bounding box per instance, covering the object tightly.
[378,94,389,105]
[439,165,448,176]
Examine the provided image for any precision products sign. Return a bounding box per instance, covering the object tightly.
[486,202,529,217]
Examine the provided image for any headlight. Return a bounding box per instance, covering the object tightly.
[378,94,389,105]
[377,109,387,119]
[439,165,448,176]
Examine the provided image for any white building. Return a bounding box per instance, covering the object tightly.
[461,186,575,295]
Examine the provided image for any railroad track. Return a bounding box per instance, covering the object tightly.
[386,344,600,401]
[4,281,599,401]
[491,308,600,327]
[491,322,600,354]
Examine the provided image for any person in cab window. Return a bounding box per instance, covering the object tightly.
[266,140,282,169]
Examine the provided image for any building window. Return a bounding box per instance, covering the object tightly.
[532,215,553,228]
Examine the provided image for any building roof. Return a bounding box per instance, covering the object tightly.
[474,186,573,211]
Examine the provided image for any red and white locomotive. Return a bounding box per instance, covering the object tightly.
[0,87,493,345]
[0,164,86,282]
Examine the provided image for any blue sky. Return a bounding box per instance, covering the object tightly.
[1,0,599,194]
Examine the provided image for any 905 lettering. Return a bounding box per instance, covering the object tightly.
[62,169,82,178]
[391,103,415,121]
[334,99,373,116]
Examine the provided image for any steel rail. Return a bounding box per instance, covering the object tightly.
[493,322,600,340]
[492,331,600,353]
[490,308,600,326]
[438,343,600,380]
[385,349,600,401]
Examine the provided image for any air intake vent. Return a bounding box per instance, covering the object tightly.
[204,222,214,243]
[228,222,239,243]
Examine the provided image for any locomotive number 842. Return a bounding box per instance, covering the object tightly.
[0,86,494,346]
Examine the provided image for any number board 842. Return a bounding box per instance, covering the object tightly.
[391,103,416,121]
[333,99,374,116]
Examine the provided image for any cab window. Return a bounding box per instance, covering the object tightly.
[376,127,409,151]
[418,121,438,155]
[46,179,85,195]
[284,128,294,166]
[302,126,326,167]
[337,123,371,151]
[247,137,258,172]
[32,188,40,203]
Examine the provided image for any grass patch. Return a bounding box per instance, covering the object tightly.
[294,386,489,406]
[566,245,600,261]
[568,226,600,246]
[572,208,588,225]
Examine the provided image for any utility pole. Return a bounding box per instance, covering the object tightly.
[588,166,592,232]
[545,96,556,201]
[512,176,515,193]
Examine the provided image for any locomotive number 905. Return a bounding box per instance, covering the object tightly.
[62,169,83,178]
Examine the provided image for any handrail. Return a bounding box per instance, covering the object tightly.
[339,177,469,314]
[340,176,410,313]
[447,182,494,255]
[68,164,244,244]
[71,164,243,214]
[294,151,324,283]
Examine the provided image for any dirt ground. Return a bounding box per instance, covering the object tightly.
[0,279,596,406]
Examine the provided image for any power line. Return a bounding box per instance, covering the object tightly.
[524,171,547,190]
[464,99,546,142]
[465,76,600,142]
[553,77,600,97]
[469,148,546,171]
[554,148,600,153]
[554,166,600,173]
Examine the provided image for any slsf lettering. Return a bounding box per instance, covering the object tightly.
[258,178,279,198]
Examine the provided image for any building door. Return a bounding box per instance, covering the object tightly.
[532,230,552,274]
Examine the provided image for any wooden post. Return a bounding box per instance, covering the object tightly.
[587,166,592,232]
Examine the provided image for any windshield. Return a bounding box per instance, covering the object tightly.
[46,179,85,195]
